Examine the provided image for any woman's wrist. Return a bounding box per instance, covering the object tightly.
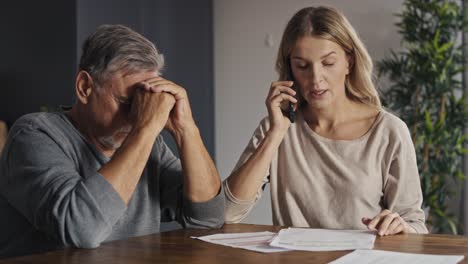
[266,127,288,146]
[404,222,417,234]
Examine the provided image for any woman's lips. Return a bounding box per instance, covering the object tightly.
[309,89,328,99]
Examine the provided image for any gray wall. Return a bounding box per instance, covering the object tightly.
[214,0,406,225]
[143,0,215,157]
[0,1,77,126]
[77,0,215,158]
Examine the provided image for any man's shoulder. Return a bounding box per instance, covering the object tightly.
[11,112,68,134]
[15,111,63,124]
[7,112,77,149]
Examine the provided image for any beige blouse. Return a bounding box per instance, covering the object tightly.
[224,110,428,233]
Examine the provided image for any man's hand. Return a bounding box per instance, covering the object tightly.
[362,209,415,236]
[140,77,220,203]
[130,84,176,132]
[143,77,195,137]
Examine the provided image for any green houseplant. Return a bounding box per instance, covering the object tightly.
[377,0,467,234]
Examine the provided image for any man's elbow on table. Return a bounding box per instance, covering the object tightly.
[58,229,107,249]
[50,219,112,249]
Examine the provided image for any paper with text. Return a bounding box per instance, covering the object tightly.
[269,228,376,251]
[192,231,291,253]
[329,249,465,264]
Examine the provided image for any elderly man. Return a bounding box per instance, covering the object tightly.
[0,25,224,258]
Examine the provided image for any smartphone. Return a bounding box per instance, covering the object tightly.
[286,62,296,123]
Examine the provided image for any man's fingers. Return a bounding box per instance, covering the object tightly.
[147,79,173,88]
[150,84,186,100]
[145,76,165,84]
[145,77,183,96]
[135,81,153,91]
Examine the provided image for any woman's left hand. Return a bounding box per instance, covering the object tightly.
[362,209,415,236]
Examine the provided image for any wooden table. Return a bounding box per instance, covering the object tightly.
[1,224,467,263]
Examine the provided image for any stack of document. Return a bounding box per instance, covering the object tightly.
[270,228,376,251]
[192,231,289,253]
[193,228,465,263]
[192,227,375,253]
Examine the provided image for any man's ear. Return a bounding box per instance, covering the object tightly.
[75,71,94,104]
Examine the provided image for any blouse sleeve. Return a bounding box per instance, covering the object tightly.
[383,120,428,234]
[224,117,271,223]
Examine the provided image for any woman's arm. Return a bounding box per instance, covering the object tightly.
[224,81,297,222]
[363,120,428,235]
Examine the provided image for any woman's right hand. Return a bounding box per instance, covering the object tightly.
[266,81,298,135]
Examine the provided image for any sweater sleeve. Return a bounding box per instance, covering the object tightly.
[156,136,224,229]
[224,117,271,223]
[1,125,127,249]
[383,121,428,234]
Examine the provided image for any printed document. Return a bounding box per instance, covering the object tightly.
[329,249,465,264]
[192,231,291,253]
[269,228,376,251]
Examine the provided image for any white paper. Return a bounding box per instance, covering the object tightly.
[192,231,291,253]
[269,228,376,251]
[329,249,465,264]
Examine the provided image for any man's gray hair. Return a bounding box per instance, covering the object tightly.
[79,24,164,87]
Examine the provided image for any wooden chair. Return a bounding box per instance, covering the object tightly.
[0,121,7,154]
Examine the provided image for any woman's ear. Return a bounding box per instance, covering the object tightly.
[75,71,94,104]
[346,54,354,75]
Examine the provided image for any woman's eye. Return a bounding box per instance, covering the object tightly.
[323,61,335,67]
[296,64,308,69]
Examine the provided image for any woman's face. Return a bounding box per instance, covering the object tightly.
[290,36,351,110]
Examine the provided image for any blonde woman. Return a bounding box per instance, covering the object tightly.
[224,6,428,236]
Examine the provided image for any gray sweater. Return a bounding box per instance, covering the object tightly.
[0,112,224,258]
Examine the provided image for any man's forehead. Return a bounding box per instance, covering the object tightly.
[120,69,160,80]
[107,70,160,87]
[101,70,159,97]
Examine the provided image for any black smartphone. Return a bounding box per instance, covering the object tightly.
[286,62,296,123]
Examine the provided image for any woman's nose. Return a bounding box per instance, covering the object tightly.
[310,66,323,84]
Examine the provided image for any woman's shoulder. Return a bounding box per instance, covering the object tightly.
[378,109,410,131]
[375,108,413,143]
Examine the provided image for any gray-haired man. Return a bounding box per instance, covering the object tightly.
[0,24,224,258]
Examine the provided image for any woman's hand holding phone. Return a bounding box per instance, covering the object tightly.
[265,81,298,136]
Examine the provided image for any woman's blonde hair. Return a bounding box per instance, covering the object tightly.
[276,6,381,109]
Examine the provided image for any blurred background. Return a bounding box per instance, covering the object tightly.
[0,0,466,234]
